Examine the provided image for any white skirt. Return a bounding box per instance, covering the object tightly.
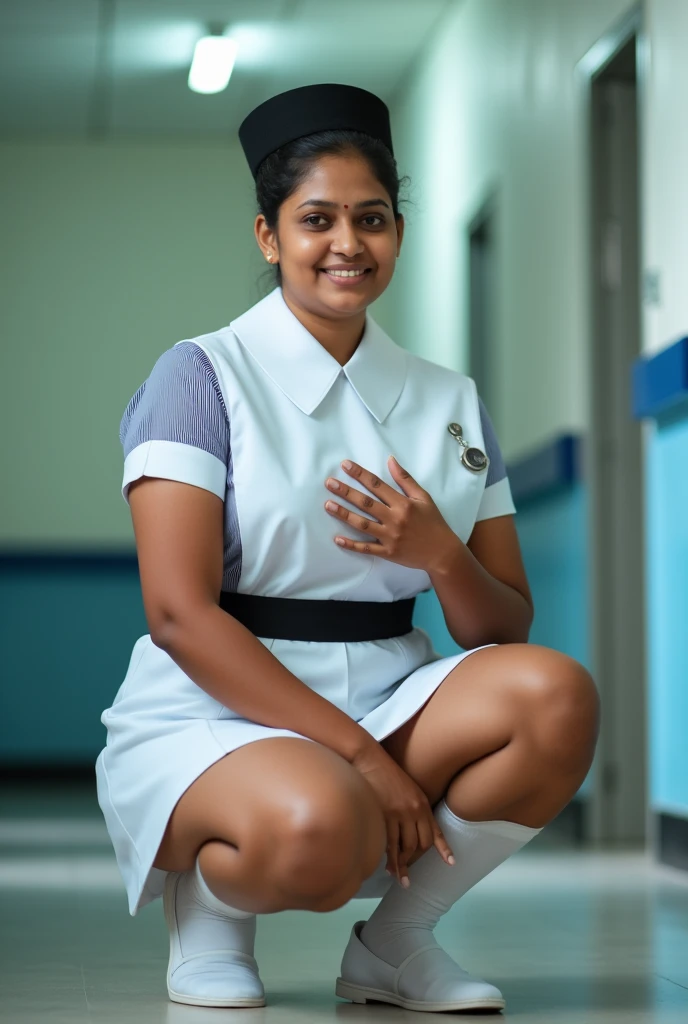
[96,627,493,915]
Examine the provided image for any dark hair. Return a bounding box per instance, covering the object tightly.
[255,129,409,287]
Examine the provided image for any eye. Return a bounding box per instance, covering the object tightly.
[304,214,328,227]
[361,215,385,227]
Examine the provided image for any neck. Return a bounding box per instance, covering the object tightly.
[281,289,366,366]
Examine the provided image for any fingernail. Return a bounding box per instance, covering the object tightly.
[342,460,353,470]
[390,454,398,463]
[448,855,456,866]
[325,501,338,511]
[401,877,410,889]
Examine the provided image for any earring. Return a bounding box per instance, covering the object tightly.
[267,252,273,263]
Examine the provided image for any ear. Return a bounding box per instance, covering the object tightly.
[395,213,405,258]
[255,214,278,262]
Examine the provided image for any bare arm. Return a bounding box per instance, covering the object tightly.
[428,514,534,649]
[128,476,377,764]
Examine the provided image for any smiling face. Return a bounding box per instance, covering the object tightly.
[255,149,404,321]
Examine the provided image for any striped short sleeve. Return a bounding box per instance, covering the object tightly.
[475,398,516,521]
[119,342,230,505]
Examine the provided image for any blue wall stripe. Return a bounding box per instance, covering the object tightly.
[632,335,688,420]
[0,551,138,572]
[0,559,147,762]
[506,434,582,506]
[646,413,688,812]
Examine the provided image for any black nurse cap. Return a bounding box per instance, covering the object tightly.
[238,83,394,179]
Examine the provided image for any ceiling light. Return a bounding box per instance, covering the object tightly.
[188,27,238,94]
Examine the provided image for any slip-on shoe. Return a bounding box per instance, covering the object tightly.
[335,920,505,1013]
[163,870,265,1008]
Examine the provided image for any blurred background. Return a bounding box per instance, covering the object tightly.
[1,1,687,1020]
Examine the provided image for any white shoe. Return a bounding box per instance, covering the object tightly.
[163,870,266,1008]
[335,920,505,1013]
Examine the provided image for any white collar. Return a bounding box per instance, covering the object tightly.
[229,287,407,423]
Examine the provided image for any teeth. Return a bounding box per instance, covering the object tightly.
[325,269,366,277]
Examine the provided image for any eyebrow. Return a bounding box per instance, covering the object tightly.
[295,198,390,210]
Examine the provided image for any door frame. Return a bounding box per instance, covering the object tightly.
[577,5,648,845]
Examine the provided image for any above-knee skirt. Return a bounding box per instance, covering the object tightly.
[96,628,494,915]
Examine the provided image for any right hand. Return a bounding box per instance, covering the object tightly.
[352,742,455,888]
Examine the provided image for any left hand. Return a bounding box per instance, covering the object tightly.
[324,456,460,573]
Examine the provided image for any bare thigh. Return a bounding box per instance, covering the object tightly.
[153,736,387,913]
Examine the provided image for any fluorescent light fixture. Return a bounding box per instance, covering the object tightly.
[188,34,238,94]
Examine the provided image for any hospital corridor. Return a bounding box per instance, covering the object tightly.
[2,0,688,1021]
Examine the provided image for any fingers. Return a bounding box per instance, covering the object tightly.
[388,818,439,889]
[386,818,401,882]
[416,814,436,860]
[388,818,455,889]
[339,461,404,506]
[324,495,385,539]
[325,477,388,520]
[325,458,427,529]
[397,819,418,888]
[323,476,387,547]
[387,455,427,499]
[324,458,421,546]
[434,824,456,867]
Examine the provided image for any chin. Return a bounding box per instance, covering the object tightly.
[316,279,380,315]
[323,295,372,318]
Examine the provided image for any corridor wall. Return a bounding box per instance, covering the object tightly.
[374,0,688,846]
[373,0,635,694]
[0,140,261,762]
[637,0,688,842]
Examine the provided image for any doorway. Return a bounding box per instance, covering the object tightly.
[585,11,646,844]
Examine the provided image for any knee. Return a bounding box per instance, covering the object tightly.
[268,775,386,912]
[514,647,600,771]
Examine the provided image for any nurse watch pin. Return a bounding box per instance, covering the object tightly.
[448,422,489,472]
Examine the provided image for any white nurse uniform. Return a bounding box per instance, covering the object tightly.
[95,286,516,916]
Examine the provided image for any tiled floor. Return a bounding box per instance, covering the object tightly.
[1,784,688,1023]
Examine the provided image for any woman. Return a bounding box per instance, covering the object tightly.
[96,83,599,1013]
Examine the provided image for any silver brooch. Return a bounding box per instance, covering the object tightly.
[448,423,489,473]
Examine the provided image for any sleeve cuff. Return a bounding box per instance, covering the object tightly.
[122,440,227,504]
[475,476,516,521]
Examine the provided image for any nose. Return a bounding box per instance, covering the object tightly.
[330,219,365,258]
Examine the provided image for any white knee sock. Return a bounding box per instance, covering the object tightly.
[174,858,256,959]
[360,799,542,968]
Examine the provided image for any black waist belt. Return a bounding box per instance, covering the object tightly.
[219,592,416,642]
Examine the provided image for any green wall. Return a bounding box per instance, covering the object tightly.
[1,139,263,548]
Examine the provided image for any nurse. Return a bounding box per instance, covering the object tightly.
[96,83,599,1013]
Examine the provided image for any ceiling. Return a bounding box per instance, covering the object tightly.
[0,0,455,140]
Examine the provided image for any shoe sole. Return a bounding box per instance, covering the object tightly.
[168,989,266,1008]
[335,977,505,1013]
[163,873,266,1009]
